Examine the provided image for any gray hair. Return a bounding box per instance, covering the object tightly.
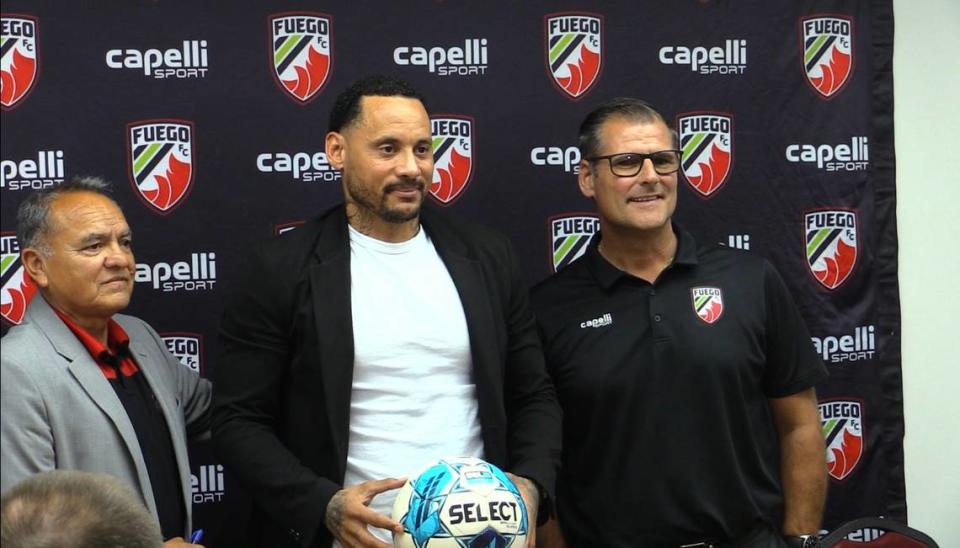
[16,176,116,253]
[578,97,679,160]
[1,470,163,548]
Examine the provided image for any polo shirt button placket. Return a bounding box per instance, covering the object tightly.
[653,313,662,322]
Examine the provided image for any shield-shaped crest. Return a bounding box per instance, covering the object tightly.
[691,287,723,324]
[269,13,333,104]
[677,112,733,197]
[820,400,863,481]
[430,115,474,205]
[1,15,39,110]
[549,214,599,272]
[127,119,195,214]
[162,333,203,374]
[800,15,854,99]
[1,233,37,325]
[544,13,602,100]
[805,209,857,290]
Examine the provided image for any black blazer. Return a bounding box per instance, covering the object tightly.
[211,205,561,547]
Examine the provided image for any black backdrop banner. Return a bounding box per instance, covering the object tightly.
[1,1,902,545]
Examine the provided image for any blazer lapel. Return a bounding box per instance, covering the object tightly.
[310,208,355,479]
[27,297,155,510]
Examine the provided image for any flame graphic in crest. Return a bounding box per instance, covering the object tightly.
[811,47,851,97]
[687,143,730,196]
[143,155,192,211]
[282,45,329,101]
[699,300,722,324]
[557,47,600,98]
[827,427,862,480]
[813,238,856,289]
[1,48,36,108]
[1,270,36,325]
[431,149,471,204]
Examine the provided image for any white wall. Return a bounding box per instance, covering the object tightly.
[894,0,960,544]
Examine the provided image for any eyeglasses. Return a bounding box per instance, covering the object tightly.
[586,150,682,176]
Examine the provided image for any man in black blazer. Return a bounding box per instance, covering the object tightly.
[211,76,561,548]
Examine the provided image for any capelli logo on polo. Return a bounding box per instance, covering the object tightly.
[105,40,209,79]
[580,313,612,329]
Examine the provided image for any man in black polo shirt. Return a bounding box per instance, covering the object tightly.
[1,177,209,547]
[531,99,827,548]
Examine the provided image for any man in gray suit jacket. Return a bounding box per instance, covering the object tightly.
[1,177,211,547]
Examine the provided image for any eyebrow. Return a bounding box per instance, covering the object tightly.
[76,229,133,246]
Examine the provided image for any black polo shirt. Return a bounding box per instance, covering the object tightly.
[530,226,827,547]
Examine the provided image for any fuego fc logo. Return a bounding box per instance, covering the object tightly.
[545,13,602,100]
[820,400,864,481]
[127,119,195,214]
[677,113,733,198]
[1,14,39,110]
[270,13,333,104]
[1,233,36,325]
[801,15,854,99]
[805,209,857,290]
[430,115,474,205]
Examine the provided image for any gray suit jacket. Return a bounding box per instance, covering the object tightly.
[0,294,211,537]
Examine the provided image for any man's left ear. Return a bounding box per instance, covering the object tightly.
[325,131,346,170]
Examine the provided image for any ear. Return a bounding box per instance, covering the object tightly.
[21,248,49,288]
[578,160,596,199]
[325,132,346,170]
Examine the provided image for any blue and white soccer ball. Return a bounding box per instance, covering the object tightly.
[392,456,528,548]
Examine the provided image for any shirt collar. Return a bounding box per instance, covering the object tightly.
[586,223,699,290]
[53,309,131,360]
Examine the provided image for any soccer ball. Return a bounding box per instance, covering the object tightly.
[392,456,528,548]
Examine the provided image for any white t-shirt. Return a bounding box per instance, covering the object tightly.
[337,224,483,545]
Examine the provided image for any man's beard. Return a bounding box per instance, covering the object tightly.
[345,175,425,224]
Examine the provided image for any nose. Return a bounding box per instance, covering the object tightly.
[637,157,660,183]
[395,148,421,179]
[104,241,133,269]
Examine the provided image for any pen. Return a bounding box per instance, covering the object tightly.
[190,529,204,543]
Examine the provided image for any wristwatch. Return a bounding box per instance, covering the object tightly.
[784,534,822,547]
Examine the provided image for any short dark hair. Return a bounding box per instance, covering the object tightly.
[1,470,163,548]
[16,176,118,253]
[328,75,426,133]
[578,97,679,159]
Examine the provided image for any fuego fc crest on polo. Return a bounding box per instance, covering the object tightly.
[545,13,602,100]
[1,233,36,325]
[270,13,332,104]
[691,287,723,324]
[801,15,853,99]
[677,113,733,197]
[127,119,195,214]
[805,209,857,290]
[550,214,599,272]
[1,14,39,110]
[820,400,863,481]
[430,115,474,205]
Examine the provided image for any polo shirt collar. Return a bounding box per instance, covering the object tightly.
[586,223,700,290]
[53,309,131,361]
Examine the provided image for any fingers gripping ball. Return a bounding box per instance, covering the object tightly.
[392,457,528,548]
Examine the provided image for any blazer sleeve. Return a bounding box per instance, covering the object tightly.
[498,234,563,506]
[210,244,339,547]
[0,353,56,491]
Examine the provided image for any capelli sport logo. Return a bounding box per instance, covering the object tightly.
[430,115,474,205]
[1,233,36,325]
[1,14,39,110]
[269,13,333,104]
[127,119,195,215]
[800,15,854,99]
[544,13,602,100]
[677,112,733,198]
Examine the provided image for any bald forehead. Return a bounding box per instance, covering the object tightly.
[47,191,126,234]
